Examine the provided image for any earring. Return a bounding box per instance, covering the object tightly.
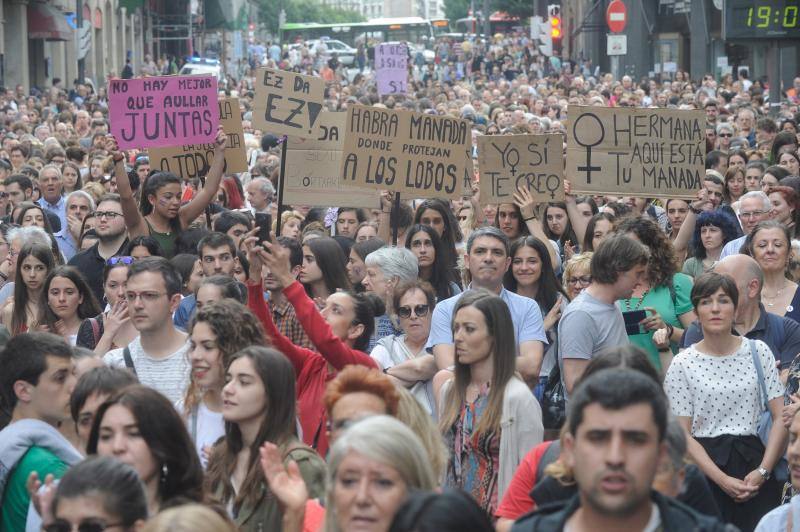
[161,463,168,483]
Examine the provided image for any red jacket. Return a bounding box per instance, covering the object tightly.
[247,280,377,456]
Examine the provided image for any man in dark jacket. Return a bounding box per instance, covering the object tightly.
[512,369,731,532]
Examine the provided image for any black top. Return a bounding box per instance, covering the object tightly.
[67,239,128,303]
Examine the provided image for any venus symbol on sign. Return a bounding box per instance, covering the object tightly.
[572,113,605,184]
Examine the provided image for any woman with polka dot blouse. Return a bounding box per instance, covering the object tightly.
[665,272,787,531]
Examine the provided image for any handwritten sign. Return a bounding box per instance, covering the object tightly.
[149,98,247,179]
[566,106,705,199]
[284,113,377,208]
[376,43,408,96]
[108,76,219,149]
[252,67,324,138]
[477,134,564,204]
[340,105,473,198]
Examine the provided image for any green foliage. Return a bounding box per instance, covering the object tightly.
[259,0,365,34]
[492,0,533,18]
[443,0,470,22]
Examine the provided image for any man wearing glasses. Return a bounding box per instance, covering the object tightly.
[68,194,129,302]
[103,258,189,404]
[720,191,774,260]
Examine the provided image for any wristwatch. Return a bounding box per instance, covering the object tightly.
[757,466,771,480]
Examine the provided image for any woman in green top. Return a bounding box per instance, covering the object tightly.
[682,210,739,279]
[105,129,227,258]
[615,216,697,370]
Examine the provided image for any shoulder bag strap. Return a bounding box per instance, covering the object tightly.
[749,339,769,410]
[89,317,100,345]
[122,346,137,377]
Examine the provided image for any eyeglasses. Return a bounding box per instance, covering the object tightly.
[95,211,123,220]
[44,519,125,532]
[566,275,592,286]
[739,210,767,219]
[125,291,166,303]
[719,133,732,138]
[397,304,430,319]
[106,256,134,266]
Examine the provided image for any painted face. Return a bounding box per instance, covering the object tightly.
[150,183,181,218]
[333,451,409,532]
[96,404,159,484]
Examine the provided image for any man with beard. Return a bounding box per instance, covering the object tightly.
[512,369,728,531]
[68,194,128,301]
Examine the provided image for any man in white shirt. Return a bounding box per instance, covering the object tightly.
[103,257,189,404]
[720,191,773,259]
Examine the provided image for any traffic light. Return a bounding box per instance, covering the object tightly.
[548,4,562,55]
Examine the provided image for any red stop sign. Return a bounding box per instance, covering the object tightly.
[606,0,627,33]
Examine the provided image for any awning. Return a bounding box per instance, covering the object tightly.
[28,2,74,41]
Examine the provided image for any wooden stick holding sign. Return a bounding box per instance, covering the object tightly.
[276,136,288,237]
[476,134,564,205]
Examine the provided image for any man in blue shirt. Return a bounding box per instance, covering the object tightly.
[37,164,67,232]
[427,226,546,384]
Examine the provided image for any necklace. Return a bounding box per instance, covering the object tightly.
[624,287,651,311]
[763,280,790,307]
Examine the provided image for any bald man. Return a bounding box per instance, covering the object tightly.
[680,255,800,378]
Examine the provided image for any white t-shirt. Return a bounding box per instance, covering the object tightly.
[371,334,435,416]
[664,338,784,438]
[104,336,190,404]
[175,399,225,468]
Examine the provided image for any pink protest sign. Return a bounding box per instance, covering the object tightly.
[108,76,219,149]
[375,43,408,96]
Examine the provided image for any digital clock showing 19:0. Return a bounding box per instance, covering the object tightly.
[723,0,799,40]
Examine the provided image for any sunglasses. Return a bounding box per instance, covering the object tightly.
[719,133,732,138]
[106,256,135,266]
[397,304,430,318]
[44,519,124,532]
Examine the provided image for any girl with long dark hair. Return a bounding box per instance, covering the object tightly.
[300,237,351,300]
[206,346,326,530]
[405,224,461,301]
[4,242,55,334]
[414,198,462,269]
[39,266,101,345]
[107,130,227,258]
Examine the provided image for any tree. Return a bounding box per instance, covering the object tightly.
[443,0,470,23]
[259,0,365,36]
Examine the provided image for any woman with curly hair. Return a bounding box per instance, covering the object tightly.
[682,210,740,279]
[180,299,267,467]
[615,217,697,370]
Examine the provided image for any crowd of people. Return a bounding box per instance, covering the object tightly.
[0,28,799,532]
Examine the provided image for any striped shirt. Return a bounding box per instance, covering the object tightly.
[104,336,190,404]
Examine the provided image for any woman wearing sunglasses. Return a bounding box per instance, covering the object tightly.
[371,280,438,415]
[77,256,138,355]
[43,456,148,532]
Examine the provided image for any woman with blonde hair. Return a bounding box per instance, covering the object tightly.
[562,252,593,300]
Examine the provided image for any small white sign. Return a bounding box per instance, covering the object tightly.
[607,34,627,56]
[716,56,728,68]
[663,62,678,73]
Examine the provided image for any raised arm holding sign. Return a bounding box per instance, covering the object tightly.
[107,128,228,256]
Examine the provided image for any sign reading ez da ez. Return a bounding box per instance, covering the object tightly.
[252,67,325,138]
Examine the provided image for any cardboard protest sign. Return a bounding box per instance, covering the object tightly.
[340,105,473,198]
[284,113,378,208]
[108,76,219,150]
[477,134,564,205]
[252,68,324,139]
[566,106,705,199]
[376,43,408,96]
[149,98,247,179]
